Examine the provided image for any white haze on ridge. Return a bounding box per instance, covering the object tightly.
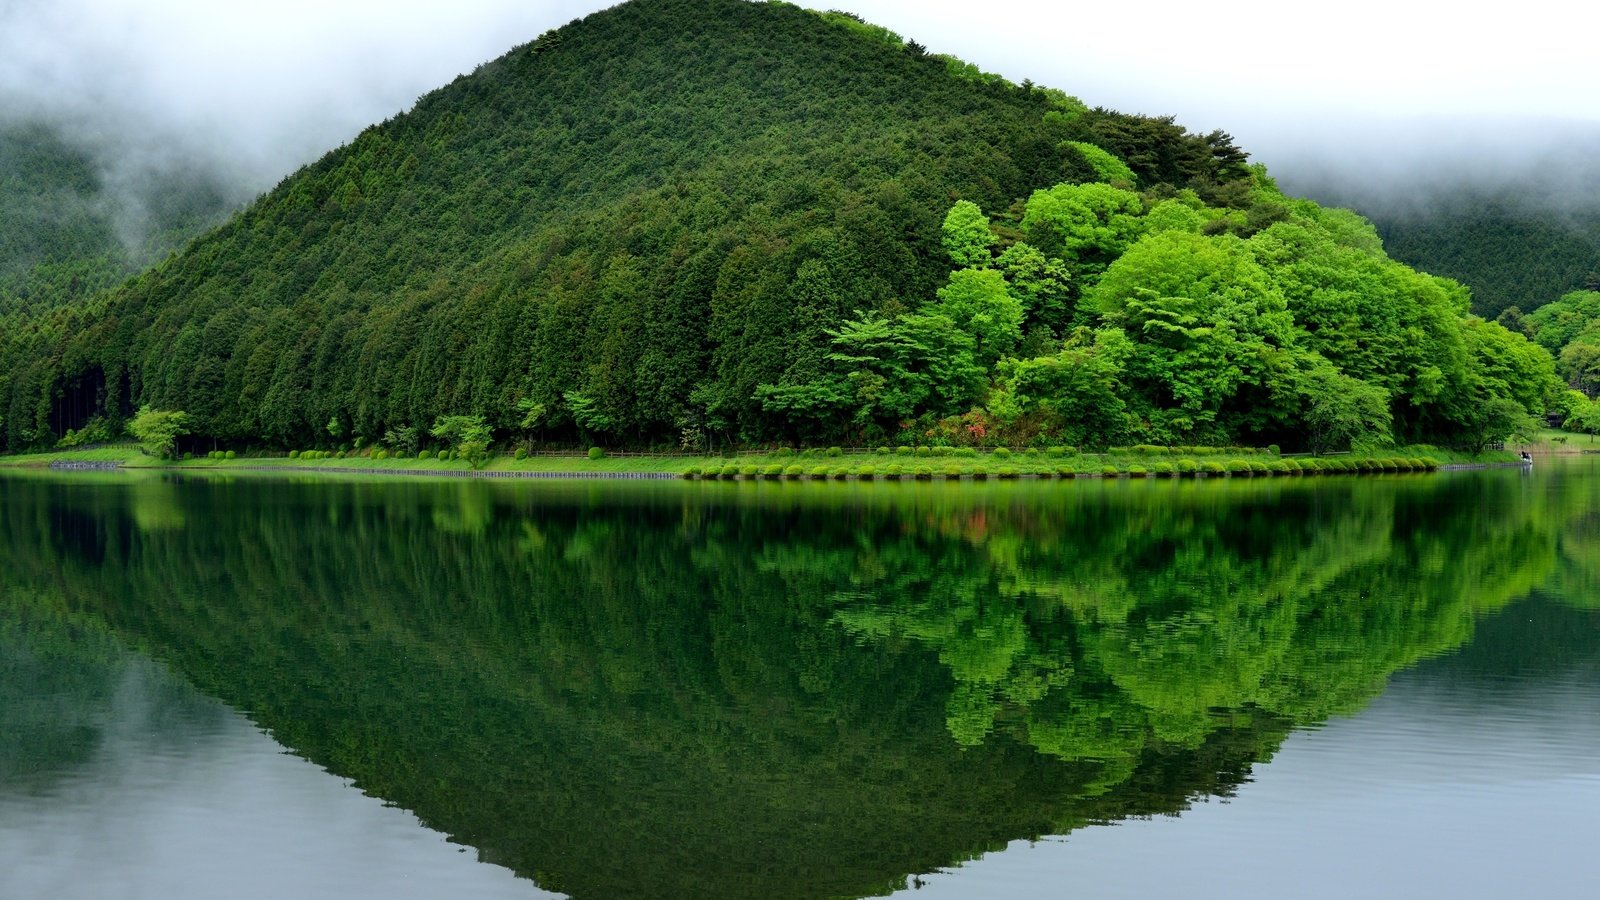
[2,0,1597,225]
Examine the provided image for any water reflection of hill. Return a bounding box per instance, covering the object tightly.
[0,470,1587,899]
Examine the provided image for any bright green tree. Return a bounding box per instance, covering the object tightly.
[928,268,1024,367]
[430,415,493,468]
[941,200,996,269]
[127,406,190,459]
[1020,182,1146,283]
[1297,360,1392,455]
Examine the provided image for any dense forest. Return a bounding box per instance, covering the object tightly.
[0,122,231,318]
[1374,202,1600,320]
[0,0,1565,454]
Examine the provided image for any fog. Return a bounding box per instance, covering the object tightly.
[3,0,1598,233]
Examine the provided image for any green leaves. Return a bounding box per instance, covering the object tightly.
[940,200,996,269]
[127,406,189,459]
[429,414,492,468]
[1020,182,1146,284]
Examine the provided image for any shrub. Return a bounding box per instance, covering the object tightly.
[968,467,987,480]
[740,465,760,477]
[831,467,850,479]
[875,447,890,456]
[932,446,953,457]
[954,447,978,457]
[913,465,933,480]
[1267,444,1281,456]
[826,446,843,457]
[336,450,347,459]
[588,446,605,460]
[991,446,1012,459]
[945,465,964,479]
[683,466,701,478]
[1127,465,1148,478]
[1250,461,1270,474]
[885,463,905,479]
[1419,457,1439,470]
[895,446,913,456]
[225,450,236,460]
[1281,458,1301,473]
[1408,457,1427,470]
[762,464,783,478]
[810,466,830,480]
[1177,458,1199,475]
[1057,466,1076,478]
[1200,460,1225,474]
[1101,465,1120,476]
[775,447,795,457]
[1023,447,1040,457]
[1268,460,1291,474]
[856,465,876,480]
[720,466,739,480]
[996,466,1018,479]
[1226,458,1250,474]
[914,446,932,458]
[785,465,805,478]
[514,447,528,460]
[1152,461,1176,477]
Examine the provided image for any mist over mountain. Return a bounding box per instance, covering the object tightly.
[0,0,580,301]
[1259,119,1600,318]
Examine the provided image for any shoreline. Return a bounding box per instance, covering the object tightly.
[7,449,1534,482]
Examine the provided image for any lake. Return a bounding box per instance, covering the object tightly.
[2,461,1597,899]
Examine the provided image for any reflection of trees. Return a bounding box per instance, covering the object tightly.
[0,472,1584,900]
[826,478,1563,758]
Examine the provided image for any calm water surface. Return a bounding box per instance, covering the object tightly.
[1,461,1597,899]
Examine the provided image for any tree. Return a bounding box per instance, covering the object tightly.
[384,424,419,454]
[430,415,492,468]
[127,406,189,459]
[929,268,1024,367]
[1559,335,1600,398]
[1020,183,1146,282]
[941,200,996,269]
[994,243,1072,331]
[1460,396,1539,453]
[1063,141,1135,185]
[1297,361,1392,455]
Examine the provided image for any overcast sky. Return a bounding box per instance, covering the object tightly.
[3,0,1596,210]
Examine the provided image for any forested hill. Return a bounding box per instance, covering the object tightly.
[0,0,1557,454]
[1308,186,1600,320]
[0,122,232,317]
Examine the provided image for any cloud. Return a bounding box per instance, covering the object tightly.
[822,0,1600,214]
[0,0,594,240]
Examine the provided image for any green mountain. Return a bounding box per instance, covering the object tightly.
[0,121,231,317]
[1347,193,1600,320]
[0,0,1558,454]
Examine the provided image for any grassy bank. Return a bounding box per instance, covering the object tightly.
[1517,427,1600,455]
[0,442,1515,479]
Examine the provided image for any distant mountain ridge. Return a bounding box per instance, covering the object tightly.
[0,121,232,317]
